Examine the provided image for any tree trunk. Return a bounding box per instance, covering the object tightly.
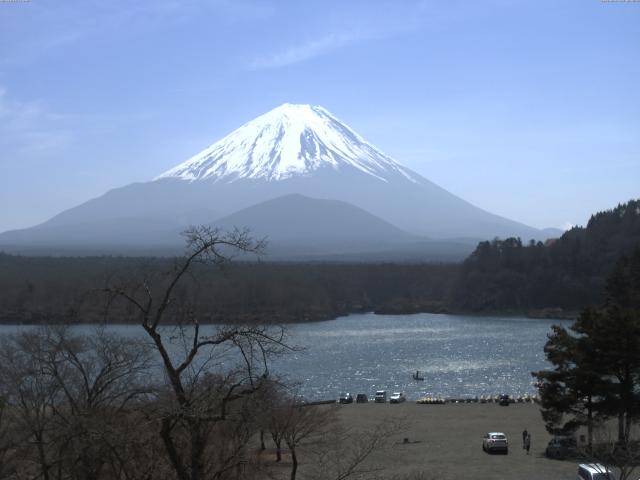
[190,422,205,480]
[618,412,625,444]
[624,412,632,444]
[289,446,298,480]
[622,372,632,444]
[260,430,266,451]
[36,433,50,480]
[160,417,189,480]
[587,396,593,452]
[271,434,282,462]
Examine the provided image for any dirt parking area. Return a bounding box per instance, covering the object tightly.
[331,402,579,480]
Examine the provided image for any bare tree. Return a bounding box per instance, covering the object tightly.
[43,327,154,480]
[103,226,290,480]
[283,397,334,480]
[0,326,156,480]
[0,330,64,480]
[0,397,16,479]
[257,380,290,463]
[309,417,407,480]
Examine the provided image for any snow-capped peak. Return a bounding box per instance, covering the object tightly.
[155,103,418,183]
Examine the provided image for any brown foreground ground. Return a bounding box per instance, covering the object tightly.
[262,402,583,480]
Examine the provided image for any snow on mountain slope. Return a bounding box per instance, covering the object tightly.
[156,103,418,184]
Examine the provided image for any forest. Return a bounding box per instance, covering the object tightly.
[453,199,640,312]
[0,199,639,324]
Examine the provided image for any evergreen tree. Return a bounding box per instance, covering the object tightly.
[533,248,640,446]
[533,319,604,449]
[595,247,640,443]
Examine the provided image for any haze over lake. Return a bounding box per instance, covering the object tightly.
[0,313,570,401]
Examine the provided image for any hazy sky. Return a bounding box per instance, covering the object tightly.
[1,0,638,232]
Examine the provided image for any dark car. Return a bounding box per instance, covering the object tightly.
[339,393,353,404]
[355,393,368,403]
[498,394,510,406]
[545,435,578,459]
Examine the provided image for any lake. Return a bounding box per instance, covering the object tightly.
[0,313,571,401]
[269,313,571,400]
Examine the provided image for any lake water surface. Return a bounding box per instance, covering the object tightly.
[0,313,571,401]
[270,313,571,400]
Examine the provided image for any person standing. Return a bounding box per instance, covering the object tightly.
[525,433,531,455]
[522,428,528,449]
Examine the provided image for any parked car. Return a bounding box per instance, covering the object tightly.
[545,435,577,459]
[482,432,508,454]
[577,463,616,480]
[498,394,510,406]
[355,393,368,403]
[389,392,406,403]
[339,393,353,404]
[374,390,387,403]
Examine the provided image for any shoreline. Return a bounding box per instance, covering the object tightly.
[0,307,578,326]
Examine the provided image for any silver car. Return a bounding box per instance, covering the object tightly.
[482,432,508,454]
[389,392,406,403]
[577,463,616,480]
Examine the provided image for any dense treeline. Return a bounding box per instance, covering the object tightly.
[453,199,640,312]
[1,199,639,323]
[0,255,457,324]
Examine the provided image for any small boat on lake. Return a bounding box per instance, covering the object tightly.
[412,370,425,381]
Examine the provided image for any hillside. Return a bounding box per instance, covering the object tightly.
[451,199,640,312]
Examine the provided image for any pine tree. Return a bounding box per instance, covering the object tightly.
[533,319,604,449]
[533,248,640,447]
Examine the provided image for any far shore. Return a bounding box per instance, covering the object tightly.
[0,307,578,326]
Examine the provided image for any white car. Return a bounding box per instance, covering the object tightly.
[374,390,387,403]
[389,392,406,403]
[482,432,508,454]
[577,463,616,480]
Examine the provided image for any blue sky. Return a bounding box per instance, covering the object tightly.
[1,0,638,232]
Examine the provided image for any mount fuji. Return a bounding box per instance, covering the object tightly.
[155,103,419,184]
[0,103,559,257]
